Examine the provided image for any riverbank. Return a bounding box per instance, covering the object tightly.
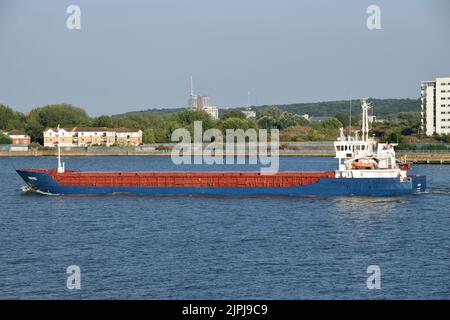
[1,149,450,164]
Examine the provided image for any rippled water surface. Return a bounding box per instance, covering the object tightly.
[0,156,449,299]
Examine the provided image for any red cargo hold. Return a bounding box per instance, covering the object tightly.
[45,171,335,188]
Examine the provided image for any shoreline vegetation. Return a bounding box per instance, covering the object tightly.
[1,99,450,154]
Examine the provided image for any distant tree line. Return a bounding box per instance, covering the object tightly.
[0,100,444,145]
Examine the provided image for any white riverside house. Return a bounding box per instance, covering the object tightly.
[421,77,450,136]
[43,127,142,147]
[114,127,143,145]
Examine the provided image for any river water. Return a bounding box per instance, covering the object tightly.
[0,156,449,299]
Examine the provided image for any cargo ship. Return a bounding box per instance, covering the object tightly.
[16,99,426,196]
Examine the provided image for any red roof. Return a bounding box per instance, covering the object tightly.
[44,127,141,133]
[74,127,113,132]
[7,129,28,136]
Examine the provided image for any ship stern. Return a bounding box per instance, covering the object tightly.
[410,175,427,193]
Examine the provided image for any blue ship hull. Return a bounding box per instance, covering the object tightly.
[16,170,427,197]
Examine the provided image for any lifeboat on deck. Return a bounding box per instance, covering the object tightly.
[351,161,375,170]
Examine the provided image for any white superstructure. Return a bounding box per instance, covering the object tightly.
[334,99,409,179]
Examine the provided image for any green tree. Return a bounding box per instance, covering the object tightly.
[0,104,26,130]
[334,112,358,128]
[175,110,215,129]
[257,116,275,129]
[117,115,146,129]
[152,118,185,143]
[222,109,246,120]
[220,118,258,131]
[143,128,156,143]
[321,117,343,129]
[257,107,283,129]
[0,132,12,144]
[92,115,116,128]
[154,127,170,143]
[0,104,16,129]
[28,104,91,128]
[278,113,309,129]
[256,107,308,130]
[25,118,45,144]
[387,132,402,143]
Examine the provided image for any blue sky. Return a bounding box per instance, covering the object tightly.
[1,0,449,116]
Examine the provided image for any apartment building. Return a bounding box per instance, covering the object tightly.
[421,77,450,136]
[43,127,142,147]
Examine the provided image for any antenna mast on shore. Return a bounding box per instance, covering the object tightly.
[190,76,194,96]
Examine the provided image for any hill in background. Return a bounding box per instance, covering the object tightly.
[115,98,420,119]
[255,98,420,118]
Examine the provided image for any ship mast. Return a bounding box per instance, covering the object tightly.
[361,98,371,141]
[348,97,352,138]
[57,124,65,173]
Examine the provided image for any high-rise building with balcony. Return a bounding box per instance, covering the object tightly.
[421,77,450,136]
